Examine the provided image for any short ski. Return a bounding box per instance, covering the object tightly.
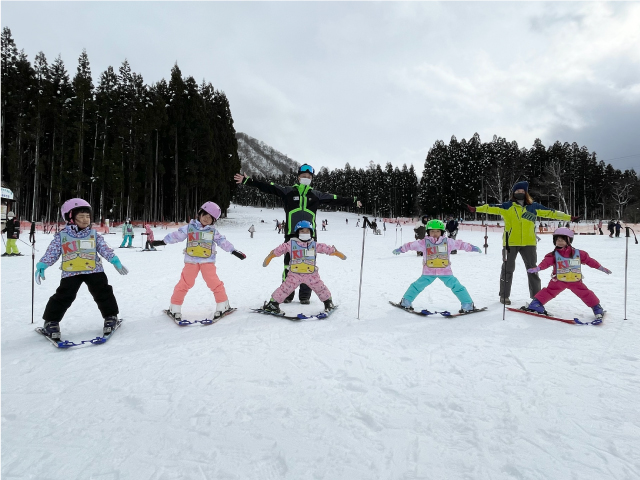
[390,301,487,317]
[252,305,338,321]
[163,308,236,326]
[507,307,604,325]
[35,319,123,349]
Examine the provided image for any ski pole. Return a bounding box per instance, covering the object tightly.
[1,233,6,250]
[624,226,638,321]
[502,232,510,321]
[29,222,36,324]
[484,225,488,254]
[357,216,373,319]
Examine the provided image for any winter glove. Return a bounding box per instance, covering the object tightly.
[151,240,166,247]
[527,267,541,274]
[466,204,476,213]
[471,246,482,253]
[263,251,276,267]
[110,256,129,275]
[330,249,346,260]
[392,248,402,255]
[35,262,48,285]
[598,266,612,275]
[570,216,581,223]
[231,250,246,260]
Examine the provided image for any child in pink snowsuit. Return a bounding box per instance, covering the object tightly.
[261,221,345,313]
[526,227,611,321]
[142,224,155,250]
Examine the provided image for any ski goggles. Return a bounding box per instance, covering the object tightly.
[299,165,314,174]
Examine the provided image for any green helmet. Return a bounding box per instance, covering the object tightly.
[426,219,445,231]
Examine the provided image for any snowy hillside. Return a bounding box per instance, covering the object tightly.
[236,132,300,178]
[2,205,639,480]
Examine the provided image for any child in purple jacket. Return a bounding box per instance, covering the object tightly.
[393,219,482,313]
[35,198,129,340]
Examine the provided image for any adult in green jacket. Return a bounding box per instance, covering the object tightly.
[234,164,361,303]
[467,181,578,305]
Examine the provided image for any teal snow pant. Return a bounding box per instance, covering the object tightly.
[403,275,473,305]
[120,235,133,248]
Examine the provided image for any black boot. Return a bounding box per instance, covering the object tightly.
[103,316,118,335]
[283,292,295,304]
[263,299,281,314]
[43,321,61,340]
[300,298,311,305]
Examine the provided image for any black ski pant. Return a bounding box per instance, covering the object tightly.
[43,272,119,322]
[283,252,311,302]
[499,245,541,299]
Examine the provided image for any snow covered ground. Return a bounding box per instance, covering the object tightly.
[2,204,639,480]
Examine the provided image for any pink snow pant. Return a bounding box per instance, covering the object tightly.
[534,280,599,308]
[271,271,331,303]
[171,263,228,305]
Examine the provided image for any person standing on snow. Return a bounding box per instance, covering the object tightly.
[141,223,156,251]
[393,219,482,313]
[466,180,578,306]
[248,224,256,239]
[234,164,361,304]
[525,228,610,323]
[261,221,346,314]
[150,202,246,322]
[445,217,459,254]
[413,215,429,256]
[34,198,128,340]
[615,221,622,238]
[2,211,21,256]
[120,218,134,248]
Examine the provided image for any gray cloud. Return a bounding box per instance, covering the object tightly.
[2,2,638,173]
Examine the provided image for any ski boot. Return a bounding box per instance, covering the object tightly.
[283,292,294,304]
[213,300,232,319]
[43,321,61,340]
[323,298,335,312]
[592,304,604,324]
[459,302,475,314]
[399,297,414,311]
[263,299,281,314]
[525,298,547,315]
[103,316,118,336]
[300,298,311,305]
[500,297,511,305]
[167,304,182,321]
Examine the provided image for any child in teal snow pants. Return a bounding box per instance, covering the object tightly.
[393,219,482,313]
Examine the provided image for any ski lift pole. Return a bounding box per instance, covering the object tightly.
[484,225,488,254]
[502,232,510,321]
[29,222,36,324]
[357,216,374,319]
[624,226,638,321]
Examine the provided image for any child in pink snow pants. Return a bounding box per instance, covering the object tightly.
[261,221,346,314]
[153,202,246,321]
[526,228,611,322]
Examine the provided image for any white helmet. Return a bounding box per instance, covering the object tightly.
[7,211,15,219]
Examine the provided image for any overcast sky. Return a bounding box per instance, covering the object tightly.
[2,1,639,173]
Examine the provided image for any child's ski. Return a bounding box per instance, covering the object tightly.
[507,307,604,325]
[252,306,338,321]
[35,319,123,349]
[389,302,487,317]
[163,308,236,327]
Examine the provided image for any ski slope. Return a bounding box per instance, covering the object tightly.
[2,205,639,480]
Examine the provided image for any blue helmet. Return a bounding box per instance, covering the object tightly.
[294,220,314,233]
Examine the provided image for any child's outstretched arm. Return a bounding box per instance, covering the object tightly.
[579,251,611,274]
[162,225,189,244]
[392,239,423,255]
[316,243,346,259]
[527,252,555,273]
[446,238,482,253]
[96,234,116,262]
[213,229,245,259]
[264,241,291,266]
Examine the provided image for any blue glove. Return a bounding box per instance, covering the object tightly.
[598,266,612,275]
[35,262,48,285]
[471,246,482,253]
[527,267,541,274]
[392,248,402,255]
[110,256,129,275]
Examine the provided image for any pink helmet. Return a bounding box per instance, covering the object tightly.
[61,198,91,223]
[553,227,574,243]
[199,201,221,220]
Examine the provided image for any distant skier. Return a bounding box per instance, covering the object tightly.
[525,228,610,322]
[248,224,255,238]
[607,220,615,237]
[446,217,459,254]
[2,211,21,256]
[235,164,360,304]
[261,221,345,314]
[120,218,134,248]
[393,219,482,313]
[413,215,429,256]
[35,198,128,340]
[150,202,245,321]
[141,223,156,251]
[615,221,622,238]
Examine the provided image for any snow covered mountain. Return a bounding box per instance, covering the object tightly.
[236,132,300,178]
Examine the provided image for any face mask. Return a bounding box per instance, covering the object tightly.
[298,233,312,241]
[299,178,312,186]
[514,192,526,201]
